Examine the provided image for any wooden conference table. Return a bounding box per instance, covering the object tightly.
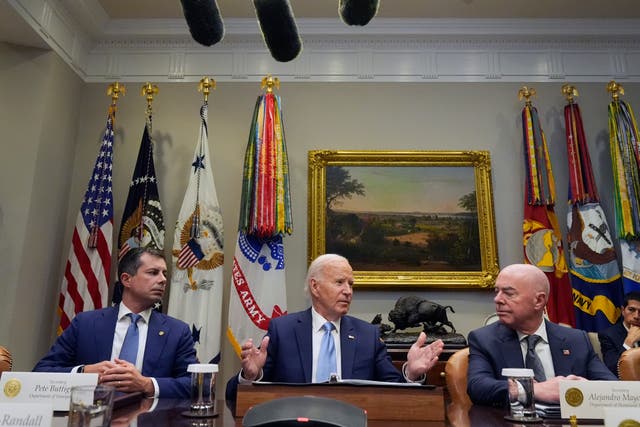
[50,398,602,427]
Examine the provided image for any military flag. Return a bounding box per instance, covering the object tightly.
[112,105,165,306]
[227,77,292,355]
[168,96,225,363]
[58,106,115,333]
[561,85,623,331]
[607,81,640,294]
[519,87,576,327]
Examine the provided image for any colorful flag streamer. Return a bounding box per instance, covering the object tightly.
[57,106,115,333]
[562,86,623,331]
[168,99,224,363]
[519,87,575,327]
[607,81,640,294]
[227,77,291,355]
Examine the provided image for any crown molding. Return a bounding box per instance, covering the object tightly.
[7,0,640,83]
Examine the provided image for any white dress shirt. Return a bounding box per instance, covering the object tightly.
[517,321,556,380]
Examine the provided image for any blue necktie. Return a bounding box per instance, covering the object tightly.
[119,313,141,364]
[316,322,336,382]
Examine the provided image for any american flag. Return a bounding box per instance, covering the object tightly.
[57,110,114,334]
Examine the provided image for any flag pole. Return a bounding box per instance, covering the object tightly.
[141,82,159,133]
[261,74,280,93]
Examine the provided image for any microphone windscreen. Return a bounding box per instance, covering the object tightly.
[254,0,302,62]
[180,0,224,46]
[339,0,380,26]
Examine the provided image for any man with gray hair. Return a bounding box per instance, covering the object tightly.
[467,263,615,406]
[226,254,444,401]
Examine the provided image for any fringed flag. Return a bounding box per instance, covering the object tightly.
[112,116,165,307]
[562,88,623,331]
[608,82,640,294]
[227,81,291,356]
[168,100,224,363]
[520,88,576,327]
[57,106,115,333]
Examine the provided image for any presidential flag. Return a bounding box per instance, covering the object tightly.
[520,88,575,327]
[57,107,115,333]
[607,81,640,294]
[168,101,224,363]
[227,81,292,355]
[562,87,623,331]
[112,121,165,306]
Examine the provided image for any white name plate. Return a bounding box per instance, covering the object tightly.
[0,372,98,411]
[0,403,53,426]
[560,380,640,419]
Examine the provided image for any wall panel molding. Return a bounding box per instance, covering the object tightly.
[8,0,640,83]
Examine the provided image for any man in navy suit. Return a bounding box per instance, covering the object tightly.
[598,291,640,375]
[34,247,198,398]
[467,264,616,407]
[226,254,445,401]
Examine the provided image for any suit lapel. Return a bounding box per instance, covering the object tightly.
[95,307,118,360]
[294,309,313,382]
[497,324,525,370]
[142,311,168,375]
[340,316,356,378]
[547,320,571,375]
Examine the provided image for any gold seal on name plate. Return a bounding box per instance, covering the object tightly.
[3,379,21,398]
[565,387,584,407]
[618,420,640,427]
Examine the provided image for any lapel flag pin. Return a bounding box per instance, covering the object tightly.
[563,349,570,355]
[348,335,355,340]
[159,331,165,336]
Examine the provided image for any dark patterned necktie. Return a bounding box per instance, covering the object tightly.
[525,334,546,382]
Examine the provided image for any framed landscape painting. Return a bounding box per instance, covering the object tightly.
[307,150,499,289]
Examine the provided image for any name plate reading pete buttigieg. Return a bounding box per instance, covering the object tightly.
[0,372,98,411]
[560,380,640,419]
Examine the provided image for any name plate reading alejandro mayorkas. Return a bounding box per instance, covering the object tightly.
[0,372,98,411]
[560,380,640,419]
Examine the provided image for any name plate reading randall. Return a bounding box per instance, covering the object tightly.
[560,380,640,420]
[0,372,98,411]
[0,403,53,427]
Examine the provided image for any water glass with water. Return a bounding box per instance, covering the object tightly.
[502,368,538,420]
[183,363,218,418]
[67,384,115,427]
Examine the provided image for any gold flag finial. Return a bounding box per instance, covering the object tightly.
[607,80,625,102]
[562,84,579,104]
[107,82,126,108]
[198,77,216,102]
[518,86,536,106]
[141,82,159,109]
[261,74,280,93]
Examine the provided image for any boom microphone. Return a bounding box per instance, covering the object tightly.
[254,0,302,62]
[180,0,224,46]
[339,0,380,26]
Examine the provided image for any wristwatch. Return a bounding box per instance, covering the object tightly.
[78,365,85,373]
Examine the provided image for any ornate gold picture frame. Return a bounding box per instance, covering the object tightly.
[308,150,499,289]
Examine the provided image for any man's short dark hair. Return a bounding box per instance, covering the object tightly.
[623,291,640,307]
[118,247,165,278]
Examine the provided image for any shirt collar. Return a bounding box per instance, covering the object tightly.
[311,307,341,334]
[118,303,152,324]
[517,320,549,343]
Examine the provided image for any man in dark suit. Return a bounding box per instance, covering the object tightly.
[34,247,198,398]
[226,254,444,401]
[467,264,615,407]
[598,291,640,376]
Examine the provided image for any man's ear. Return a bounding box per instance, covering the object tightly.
[120,272,133,288]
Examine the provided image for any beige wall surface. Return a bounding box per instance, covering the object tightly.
[2,42,639,384]
[0,42,83,369]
